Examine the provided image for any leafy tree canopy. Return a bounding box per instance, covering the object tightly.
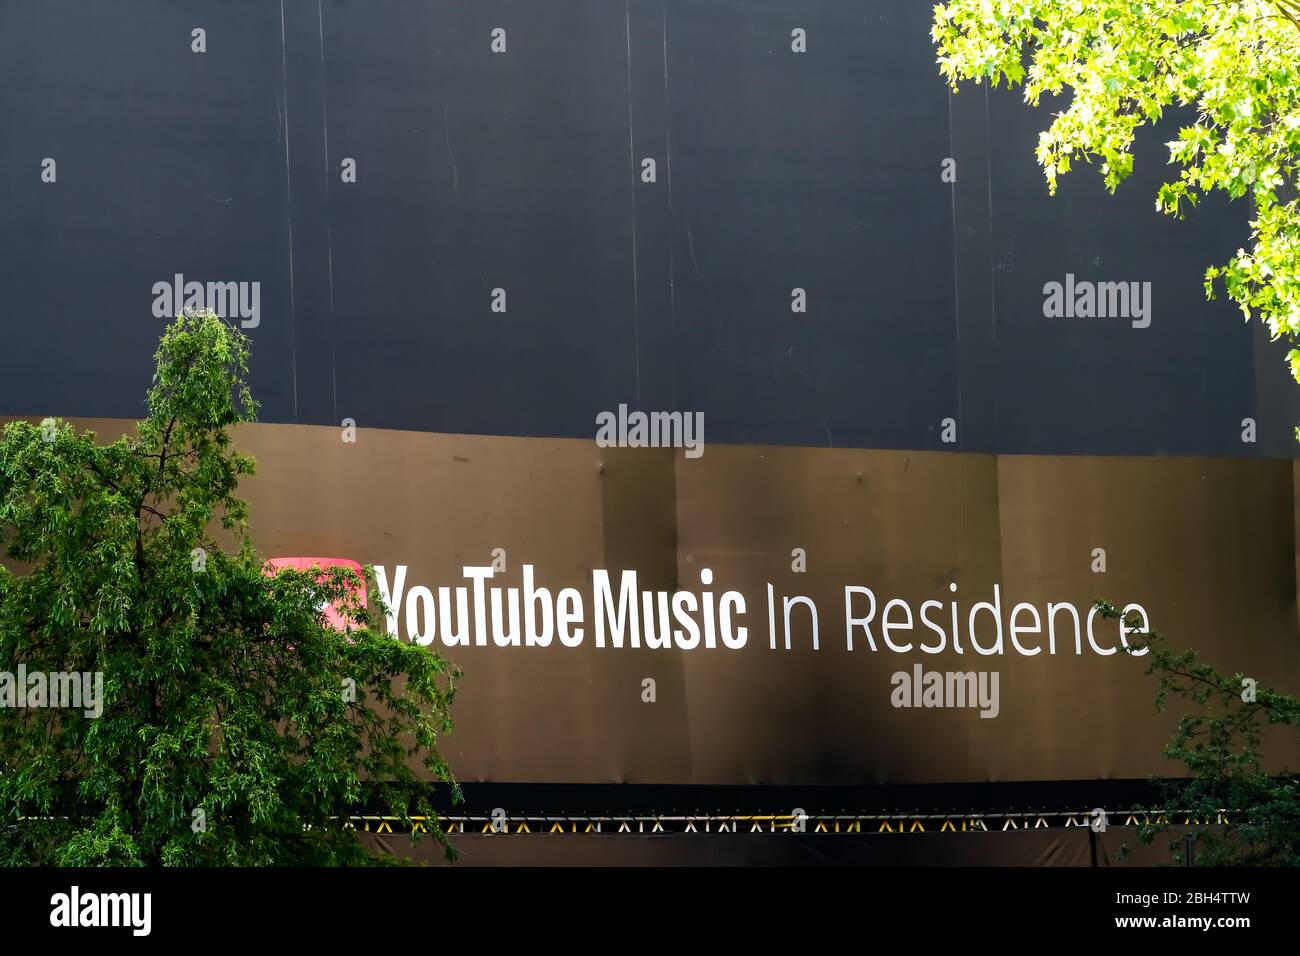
[0,312,460,865]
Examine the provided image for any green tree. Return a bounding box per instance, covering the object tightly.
[0,311,461,865]
[933,1,1300,384]
[1096,603,1300,865]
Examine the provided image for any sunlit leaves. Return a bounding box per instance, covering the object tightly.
[934,1,1300,377]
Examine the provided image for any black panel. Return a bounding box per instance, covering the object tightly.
[0,0,1292,457]
[0,0,295,421]
[987,90,1266,457]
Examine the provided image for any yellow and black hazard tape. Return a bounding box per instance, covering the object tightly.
[342,810,1229,835]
